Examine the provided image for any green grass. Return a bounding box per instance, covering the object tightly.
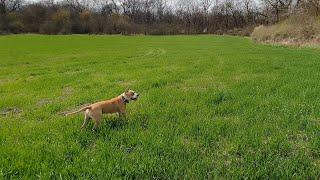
[0,35,319,179]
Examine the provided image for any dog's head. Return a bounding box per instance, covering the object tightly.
[122,89,139,101]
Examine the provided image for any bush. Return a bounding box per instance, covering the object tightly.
[51,9,71,34]
[0,13,24,34]
[79,10,92,33]
[39,20,57,34]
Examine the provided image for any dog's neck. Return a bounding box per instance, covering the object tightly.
[121,93,130,104]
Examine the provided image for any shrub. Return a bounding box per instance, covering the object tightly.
[0,13,24,34]
[51,9,71,34]
[79,10,92,33]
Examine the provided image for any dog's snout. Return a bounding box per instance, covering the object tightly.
[136,94,139,97]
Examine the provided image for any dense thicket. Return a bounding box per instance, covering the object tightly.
[0,0,318,35]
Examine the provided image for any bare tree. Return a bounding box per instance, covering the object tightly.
[302,0,320,16]
[261,0,293,22]
[0,0,23,14]
[0,0,294,35]
[200,0,213,32]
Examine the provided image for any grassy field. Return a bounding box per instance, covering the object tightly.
[0,35,319,179]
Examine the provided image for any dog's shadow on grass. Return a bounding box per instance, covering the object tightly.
[80,113,149,136]
[105,117,128,130]
[81,117,129,134]
[77,117,128,145]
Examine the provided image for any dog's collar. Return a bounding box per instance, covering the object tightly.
[121,95,129,104]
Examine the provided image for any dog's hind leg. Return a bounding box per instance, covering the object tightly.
[81,110,91,129]
[91,111,102,131]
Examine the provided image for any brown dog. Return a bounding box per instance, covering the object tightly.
[65,89,139,130]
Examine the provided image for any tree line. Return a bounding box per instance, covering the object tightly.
[0,0,318,35]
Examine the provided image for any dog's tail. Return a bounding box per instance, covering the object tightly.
[65,106,92,116]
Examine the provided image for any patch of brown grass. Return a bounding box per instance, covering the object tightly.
[251,14,320,46]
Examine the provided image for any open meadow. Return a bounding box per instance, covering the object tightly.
[0,35,319,178]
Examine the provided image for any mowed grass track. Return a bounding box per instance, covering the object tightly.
[0,35,319,179]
